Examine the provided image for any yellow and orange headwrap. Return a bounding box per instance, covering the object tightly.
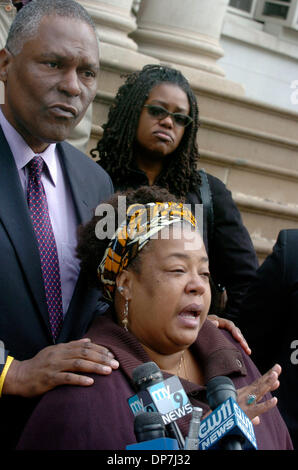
[97,201,197,301]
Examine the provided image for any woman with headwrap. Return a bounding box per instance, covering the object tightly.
[17,186,292,450]
[91,64,259,322]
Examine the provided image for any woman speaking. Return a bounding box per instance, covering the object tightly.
[17,186,292,450]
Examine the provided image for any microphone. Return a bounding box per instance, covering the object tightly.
[198,376,257,450]
[134,411,166,442]
[126,412,179,450]
[184,407,203,450]
[128,362,189,449]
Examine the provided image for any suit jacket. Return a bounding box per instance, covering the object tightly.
[239,229,298,449]
[0,126,114,448]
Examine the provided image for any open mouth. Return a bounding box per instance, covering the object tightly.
[178,304,202,319]
[180,311,199,318]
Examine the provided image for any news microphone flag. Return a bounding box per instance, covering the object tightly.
[198,397,257,450]
[128,375,193,425]
[128,389,158,415]
[130,362,186,449]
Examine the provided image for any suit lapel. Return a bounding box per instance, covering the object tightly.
[0,127,50,333]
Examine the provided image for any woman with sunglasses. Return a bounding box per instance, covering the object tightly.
[91,64,258,323]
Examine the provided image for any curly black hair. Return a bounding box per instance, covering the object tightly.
[76,185,181,289]
[91,64,201,199]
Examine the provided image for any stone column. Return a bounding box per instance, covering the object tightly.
[78,0,158,71]
[78,1,160,152]
[79,0,137,51]
[131,0,244,94]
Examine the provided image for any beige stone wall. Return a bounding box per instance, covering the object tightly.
[79,0,298,263]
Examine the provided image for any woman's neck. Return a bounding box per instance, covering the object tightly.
[142,344,205,385]
[142,345,185,376]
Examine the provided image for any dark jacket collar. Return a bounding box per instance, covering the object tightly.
[87,310,247,393]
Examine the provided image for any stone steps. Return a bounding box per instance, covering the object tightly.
[88,77,298,262]
[199,117,298,172]
[193,84,298,141]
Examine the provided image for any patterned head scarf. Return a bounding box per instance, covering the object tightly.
[98,202,197,301]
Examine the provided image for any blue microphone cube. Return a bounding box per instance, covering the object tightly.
[126,437,179,450]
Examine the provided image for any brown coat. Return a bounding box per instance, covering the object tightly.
[17,312,293,450]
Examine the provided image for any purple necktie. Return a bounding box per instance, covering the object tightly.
[27,156,63,340]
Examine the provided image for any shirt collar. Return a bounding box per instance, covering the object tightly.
[0,106,58,186]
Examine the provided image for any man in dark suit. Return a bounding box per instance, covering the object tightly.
[239,229,298,449]
[0,0,118,449]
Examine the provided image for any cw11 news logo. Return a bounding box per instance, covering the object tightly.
[128,376,193,425]
[198,397,257,450]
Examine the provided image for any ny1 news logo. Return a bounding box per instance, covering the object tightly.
[128,376,193,425]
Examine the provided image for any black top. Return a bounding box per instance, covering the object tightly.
[114,166,259,321]
[238,229,298,449]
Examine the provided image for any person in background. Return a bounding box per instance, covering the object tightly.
[0,0,117,449]
[0,1,253,449]
[239,229,298,449]
[0,0,93,153]
[91,64,259,323]
[17,186,292,450]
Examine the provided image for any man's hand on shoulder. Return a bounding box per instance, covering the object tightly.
[2,338,119,397]
[208,314,251,356]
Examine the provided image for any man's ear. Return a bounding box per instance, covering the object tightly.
[0,48,13,83]
[116,270,133,301]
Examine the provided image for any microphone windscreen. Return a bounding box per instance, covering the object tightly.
[132,362,163,389]
[134,412,166,442]
[206,376,237,409]
[134,411,165,431]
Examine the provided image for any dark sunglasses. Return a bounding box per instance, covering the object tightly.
[143,104,193,128]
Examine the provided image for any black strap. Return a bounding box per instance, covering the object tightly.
[198,168,214,245]
[198,170,226,312]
